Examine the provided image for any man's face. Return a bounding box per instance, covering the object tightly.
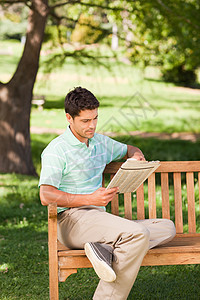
[66,108,98,143]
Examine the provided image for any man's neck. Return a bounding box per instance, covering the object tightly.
[69,126,89,146]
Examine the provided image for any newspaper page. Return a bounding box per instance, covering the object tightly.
[106,159,160,193]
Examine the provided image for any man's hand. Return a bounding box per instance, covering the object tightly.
[127,145,145,161]
[90,187,119,207]
[131,151,145,161]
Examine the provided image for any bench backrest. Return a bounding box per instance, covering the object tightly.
[103,161,200,234]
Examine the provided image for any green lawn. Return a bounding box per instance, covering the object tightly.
[1,40,200,134]
[0,39,200,299]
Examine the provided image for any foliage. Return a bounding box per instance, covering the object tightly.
[1,0,200,85]
[0,2,28,40]
[0,18,27,40]
[70,14,108,44]
[125,0,200,85]
[44,25,68,46]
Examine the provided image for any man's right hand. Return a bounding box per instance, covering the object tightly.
[90,187,119,207]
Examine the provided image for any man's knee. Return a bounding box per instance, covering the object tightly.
[165,219,176,239]
[131,223,150,245]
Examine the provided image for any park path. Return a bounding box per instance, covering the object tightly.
[30,126,200,142]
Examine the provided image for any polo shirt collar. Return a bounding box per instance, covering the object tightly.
[64,125,96,147]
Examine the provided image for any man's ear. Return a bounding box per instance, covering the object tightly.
[66,113,73,123]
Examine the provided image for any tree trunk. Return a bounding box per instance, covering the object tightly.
[0,0,48,175]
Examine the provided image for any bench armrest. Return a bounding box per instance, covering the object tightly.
[48,203,58,220]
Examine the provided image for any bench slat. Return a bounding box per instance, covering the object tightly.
[124,193,132,220]
[173,172,183,233]
[161,173,170,219]
[199,172,200,214]
[102,174,105,187]
[186,172,196,233]
[104,161,200,174]
[148,173,157,219]
[136,184,145,219]
[156,161,200,173]
[110,174,119,215]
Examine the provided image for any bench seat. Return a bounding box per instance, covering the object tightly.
[57,234,200,282]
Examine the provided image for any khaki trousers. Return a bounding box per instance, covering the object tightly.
[57,206,176,300]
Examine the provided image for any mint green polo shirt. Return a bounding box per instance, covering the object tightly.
[39,126,127,213]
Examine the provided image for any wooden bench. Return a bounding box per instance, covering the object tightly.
[47,161,200,299]
[32,95,46,110]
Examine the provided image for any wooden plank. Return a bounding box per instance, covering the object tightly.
[104,161,200,174]
[102,174,105,188]
[198,172,200,214]
[161,173,170,219]
[148,173,157,219]
[59,251,200,268]
[58,240,69,251]
[186,172,196,233]
[58,235,200,267]
[59,269,77,282]
[59,256,92,269]
[110,174,119,215]
[136,184,145,219]
[173,173,183,233]
[48,203,59,300]
[155,161,200,173]
[124,192,132,220]
[142,252,200,266]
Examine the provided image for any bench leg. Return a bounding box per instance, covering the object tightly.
[49,272,59,300]
[48,204,59,300]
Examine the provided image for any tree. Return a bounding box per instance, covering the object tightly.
[0,0,49,175]
[1,0,199,176]
[0,0,122,175]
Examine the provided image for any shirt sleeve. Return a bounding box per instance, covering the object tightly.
[38,146,66,189]
[105,136,127,164]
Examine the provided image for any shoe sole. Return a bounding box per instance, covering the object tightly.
[84,242,116,282]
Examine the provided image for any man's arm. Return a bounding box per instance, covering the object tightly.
[40,185,119,207]
[123,145,145,161]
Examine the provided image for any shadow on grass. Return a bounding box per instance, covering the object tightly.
[43,95,116,110]
[145,77,200,90]
[114,135,200,161]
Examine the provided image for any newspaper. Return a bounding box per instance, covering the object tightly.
[106,159,160,193]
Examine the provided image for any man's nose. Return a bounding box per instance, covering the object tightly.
[89,120,96,128]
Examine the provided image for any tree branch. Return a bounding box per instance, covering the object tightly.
[49,10,111,34]
[50,0,126,12]
[42,47,113,74]
[1,0,28,4]
[156,0,200,30]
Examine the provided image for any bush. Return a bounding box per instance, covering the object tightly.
[0,19,27,40]
[161,64,197,86]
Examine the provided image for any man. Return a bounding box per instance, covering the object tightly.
[39,87,176,300]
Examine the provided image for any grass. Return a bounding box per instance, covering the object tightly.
[1,40,200,134]
[0,39,200,299]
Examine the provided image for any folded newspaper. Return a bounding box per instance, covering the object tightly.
[106,159,160,194]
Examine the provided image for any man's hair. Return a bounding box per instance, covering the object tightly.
[64,87,99,118]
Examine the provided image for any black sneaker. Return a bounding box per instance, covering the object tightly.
[84,242,116,282]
